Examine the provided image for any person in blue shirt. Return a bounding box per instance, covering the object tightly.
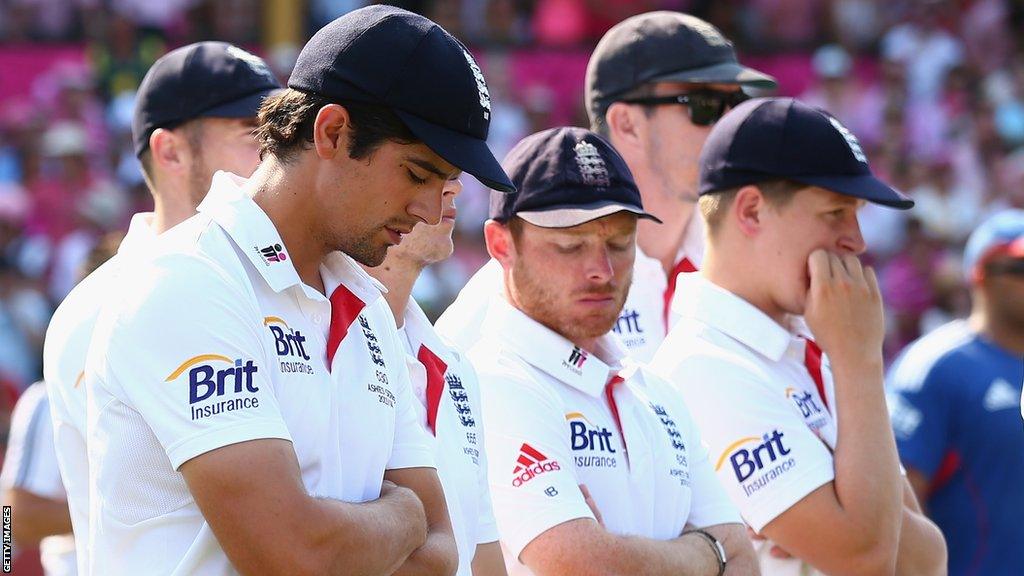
[887,209,1024,576]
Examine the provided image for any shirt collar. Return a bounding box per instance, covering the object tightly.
[198,171,306,295]
[672,274,795,362]
[403,297,456,364]
[117,212,158,259]
[482,297,627,397]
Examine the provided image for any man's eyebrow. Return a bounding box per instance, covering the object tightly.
[406,157,460,180]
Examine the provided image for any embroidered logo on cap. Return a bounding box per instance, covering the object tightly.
[828,117,867,163]
[462,49,491,120]
[574,140,610,187]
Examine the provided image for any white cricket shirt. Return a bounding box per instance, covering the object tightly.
[651,273,839,576]
[0,382,76,576]
[399,299,499,575]
[83,172,434,575]
[468,297,740,575]
[42,212,157,574]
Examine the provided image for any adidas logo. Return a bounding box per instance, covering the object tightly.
[512,443,561,487]
[983,378,1019,412]
[257,243,287,264]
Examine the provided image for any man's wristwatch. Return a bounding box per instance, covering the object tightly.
[686,529,727,576]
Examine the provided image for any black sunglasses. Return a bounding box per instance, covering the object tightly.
[618,90,750,126]
[984,258,1024,277]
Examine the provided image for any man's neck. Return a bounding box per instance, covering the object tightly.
[701,248,788,327]
[636,191,696,276]
[151,185,198,235]
[366,257,422,328]
[250,159,328,294]
[971,308,1024,356]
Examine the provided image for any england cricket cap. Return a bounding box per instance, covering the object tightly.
[963,209,1024,280]
[489,127,660,228]
[288,5,514,193]
[699,97,914,209]
[586,11,777,126]
[133,42,282,157]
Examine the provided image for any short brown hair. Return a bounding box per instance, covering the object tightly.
[137,119,205,191]
[255,88,416,163]
[699,179,805,233]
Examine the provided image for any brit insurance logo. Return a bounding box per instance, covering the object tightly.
[256,243,287,265]
[165,354,260,421]
[512,443,561,487]
[562,346,588,375]
[264,317,314,375]
[613,308,647,352]
[565,412,618,469]
[785,387,828,434]
[715,430,794,497]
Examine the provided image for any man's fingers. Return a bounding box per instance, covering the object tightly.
[841,253,864,283]
[864,265,881,299]
[807,249,832,290]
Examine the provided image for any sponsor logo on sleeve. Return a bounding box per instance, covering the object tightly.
[715,430,795,497]
[565,412,618,468]
[264,317,314,375]
[166,354,260,421]
[512,443,561,487]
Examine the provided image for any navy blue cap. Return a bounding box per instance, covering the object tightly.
[489,127,660,228]
[133,42,282,157]
[963,209,1024,280]
[586,11,776,126]
[699,97,913,209]
[288,5,514,193]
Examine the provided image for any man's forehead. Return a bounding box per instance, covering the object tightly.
[651,80,743,94]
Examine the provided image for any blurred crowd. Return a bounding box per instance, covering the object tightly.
[1,0,1023,401]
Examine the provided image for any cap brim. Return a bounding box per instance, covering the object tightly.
[201,87,284,119]
[795,173,914,210]
[394,110,515,193]
[517,202,662,228]
[654,61,777,90]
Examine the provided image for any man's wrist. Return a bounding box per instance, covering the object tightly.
[685,529,726,576]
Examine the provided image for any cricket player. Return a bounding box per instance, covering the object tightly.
[81,6,513,575]
[437,11,776,362]
[650,97,947,575]
[365,177,507,575]
[42,41,281,574]
[464,126,756,576]
[887,209,1024,575]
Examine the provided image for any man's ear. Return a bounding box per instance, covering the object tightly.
[733,185,766,238]
[484,219,516,269]
[149,128,188,175]
[605,102,641,151]
[312,103,351,160]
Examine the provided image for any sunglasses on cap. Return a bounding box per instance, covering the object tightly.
[618,90,750,126]
[984,257,1024,278]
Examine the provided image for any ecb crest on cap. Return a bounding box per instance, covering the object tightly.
[575,140,610,187]
[462,49,491,120]
[828,117,867,163]
[226,45,276,84]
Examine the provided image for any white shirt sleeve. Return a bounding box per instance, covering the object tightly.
[675,399,742,528]
[665,354,835,533]
[475,356,594,561]
[0,384,65,500]
[385,323,436,471]
[92,254,293,470]
[466,362,499,545]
